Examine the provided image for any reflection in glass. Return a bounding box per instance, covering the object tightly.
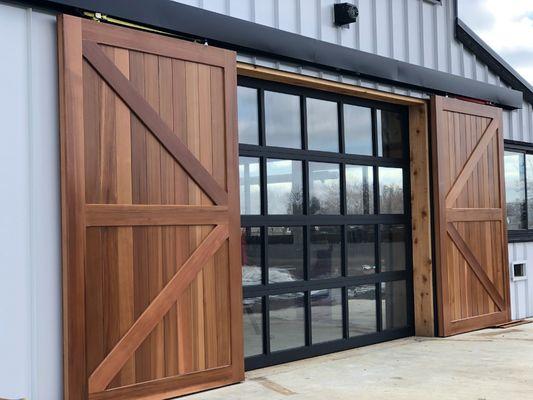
[381,280,408,330]
[380,225,406,272]
[348,284,377,336]
[267,159,303,215]
[309,162,340,215]
[346,165,374,214]
[243,297,263,357]
[379,167,404,214]
[268,227,304,283]
[239,157,261,215]
[344,104,373,155]
[310,226,342,279]
[270,293,305,352]
[265,91,301,148]
[241,227,262,286]
[377,110,403,158]
[311,288,343,343]
[527,154,533,229]
[306,98,339,152]
[505,151,526,230]
[347,225,375,276]
[237,86,259,145]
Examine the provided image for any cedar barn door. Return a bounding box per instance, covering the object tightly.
[58,15,243,399]
[431,95,511,337]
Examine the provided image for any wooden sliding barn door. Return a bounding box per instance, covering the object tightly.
[58,15,243,399]
[431,96,510,337]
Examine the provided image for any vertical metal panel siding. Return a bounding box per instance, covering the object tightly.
[508,243,533,319]
[0,3,61,398]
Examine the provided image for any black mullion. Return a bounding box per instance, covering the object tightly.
[262,226,268,286]
[342,286,349,340]
[301,96,308,150]
[259,88,266,146]
[305,224,312,347]
[339,102,345,154]
[263,295,271,355]
[376,282,383,332]
[241,214,407,226]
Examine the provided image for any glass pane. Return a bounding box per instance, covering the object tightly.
[347,225,376,276]
[504,151,526,230]
[346,165,374,214]
[377,110,403,158]
[269,293,305,352]
[267,159,303,215]
[237,86,259,145]
[239,157,261,215]
[379,167,404,214]
[241,227,262,286]
[268,227,304,283]
[381,280,408,330]
[265,91,301,148]
[310,226,342,279]
[344,104,373,155]
[306,98,339,152]
[380,225,406,272]
[243,297,263,357]
[348,284,377,336]
[527,154,533,229]
[311,288,343,343]
[309,162,340,215]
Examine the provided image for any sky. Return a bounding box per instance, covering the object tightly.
[458,0,533,85]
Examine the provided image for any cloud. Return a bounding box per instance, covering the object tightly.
[459,0,533,84]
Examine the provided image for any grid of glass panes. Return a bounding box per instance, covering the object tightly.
[504,150,533,231]
[238,79,413,368]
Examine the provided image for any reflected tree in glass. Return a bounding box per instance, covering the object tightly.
[346,165,374,214]
[309,162,340,215]
[504,151,526,230]
[379,167,404,214]
[267,159,303,215]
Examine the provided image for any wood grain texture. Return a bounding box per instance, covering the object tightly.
[59,15,242,400]
[409,103,434,337]
[431,95,510,337]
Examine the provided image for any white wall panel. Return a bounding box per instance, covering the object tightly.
[0,3,61,399]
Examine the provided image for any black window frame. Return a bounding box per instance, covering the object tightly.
[239,76,415,370]
[505,139,533,242]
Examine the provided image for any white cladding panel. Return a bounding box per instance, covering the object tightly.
[0,4,61,399]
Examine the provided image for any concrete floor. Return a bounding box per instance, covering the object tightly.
[182,321,533,400]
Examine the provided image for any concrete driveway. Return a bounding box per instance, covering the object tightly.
[182,321,533,400]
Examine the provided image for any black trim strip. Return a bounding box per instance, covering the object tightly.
[13,0,523,109]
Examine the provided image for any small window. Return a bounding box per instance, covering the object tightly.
[511,261,527,281]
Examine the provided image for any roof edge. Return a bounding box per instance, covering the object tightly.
[455,17,533,105]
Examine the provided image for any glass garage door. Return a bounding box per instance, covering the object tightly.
[238,77,414,370]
